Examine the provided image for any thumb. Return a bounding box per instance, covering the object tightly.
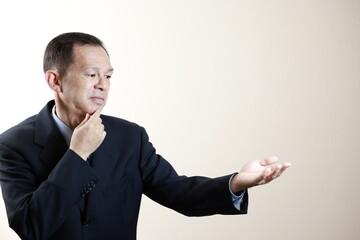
[259,156,279,167]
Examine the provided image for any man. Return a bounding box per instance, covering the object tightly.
[0,32,290,240]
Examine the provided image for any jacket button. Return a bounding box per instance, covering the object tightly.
[80,190,86,198]
[90,180,96,188]
[83,217,91,227]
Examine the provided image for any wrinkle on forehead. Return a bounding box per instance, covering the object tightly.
[86,66,114,73]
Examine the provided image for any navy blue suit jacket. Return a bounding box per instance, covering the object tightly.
[0,100,248,240]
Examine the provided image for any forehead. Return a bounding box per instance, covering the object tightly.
[72,44,112,69]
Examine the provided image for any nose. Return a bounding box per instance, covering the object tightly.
[95,76,109,91]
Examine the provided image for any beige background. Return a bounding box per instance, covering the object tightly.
[0,0,359,239]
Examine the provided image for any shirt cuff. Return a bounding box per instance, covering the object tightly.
[229,173,246,211]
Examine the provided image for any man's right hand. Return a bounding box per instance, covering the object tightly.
[69,109,107,160]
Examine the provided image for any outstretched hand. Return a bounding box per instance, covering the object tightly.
[230,157,291,193]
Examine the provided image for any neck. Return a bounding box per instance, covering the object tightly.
[54,101,84,130]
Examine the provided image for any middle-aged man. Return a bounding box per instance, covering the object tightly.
[0,32,291,240]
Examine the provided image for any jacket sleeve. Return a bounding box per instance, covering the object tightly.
[139,127,248,216]
[0,143,99,240]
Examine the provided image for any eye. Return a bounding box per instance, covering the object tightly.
[89,74,96,77]
[105,75,112,80]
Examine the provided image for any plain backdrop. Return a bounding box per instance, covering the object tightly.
[0,0,359,239]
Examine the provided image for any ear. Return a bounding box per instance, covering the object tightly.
[45,70,62,93]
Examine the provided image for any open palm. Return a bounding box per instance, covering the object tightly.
[230,156,291,192]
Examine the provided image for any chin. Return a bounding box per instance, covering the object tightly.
[88,105,103,114]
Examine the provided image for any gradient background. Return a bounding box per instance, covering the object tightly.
[0,0,359,239]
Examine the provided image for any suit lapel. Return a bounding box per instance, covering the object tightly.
[34,101,121,181]
[34,101,69,172]
[33,102,123,216]
[33,101,85,213]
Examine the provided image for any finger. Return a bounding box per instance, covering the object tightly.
[258,168,272,184]
[259,156,279,167]
[263,168,272,178]
[76,113,90,128]
[268,164,281,178]
[283,162,292,168]
[93,107,102,117]
[275,163,292,178]
[261,164,281,183]
[87,108,102,124]
[272,164,283,178]
[98,122,105,134]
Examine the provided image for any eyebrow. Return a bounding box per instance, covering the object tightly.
[86,66,114,73]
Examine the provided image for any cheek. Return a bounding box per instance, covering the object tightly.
[80,82,94,94]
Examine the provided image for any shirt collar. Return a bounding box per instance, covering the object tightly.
[51,106,72,147]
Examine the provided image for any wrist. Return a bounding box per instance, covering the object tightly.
[230,174,244,193]
[69,147,88,161]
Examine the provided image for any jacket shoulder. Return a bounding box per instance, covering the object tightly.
[101,115,142,132]
[0,115,37,146]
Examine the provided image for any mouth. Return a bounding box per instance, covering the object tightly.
[90,96,105,104]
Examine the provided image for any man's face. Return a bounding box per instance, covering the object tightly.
[59,44,113,117]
